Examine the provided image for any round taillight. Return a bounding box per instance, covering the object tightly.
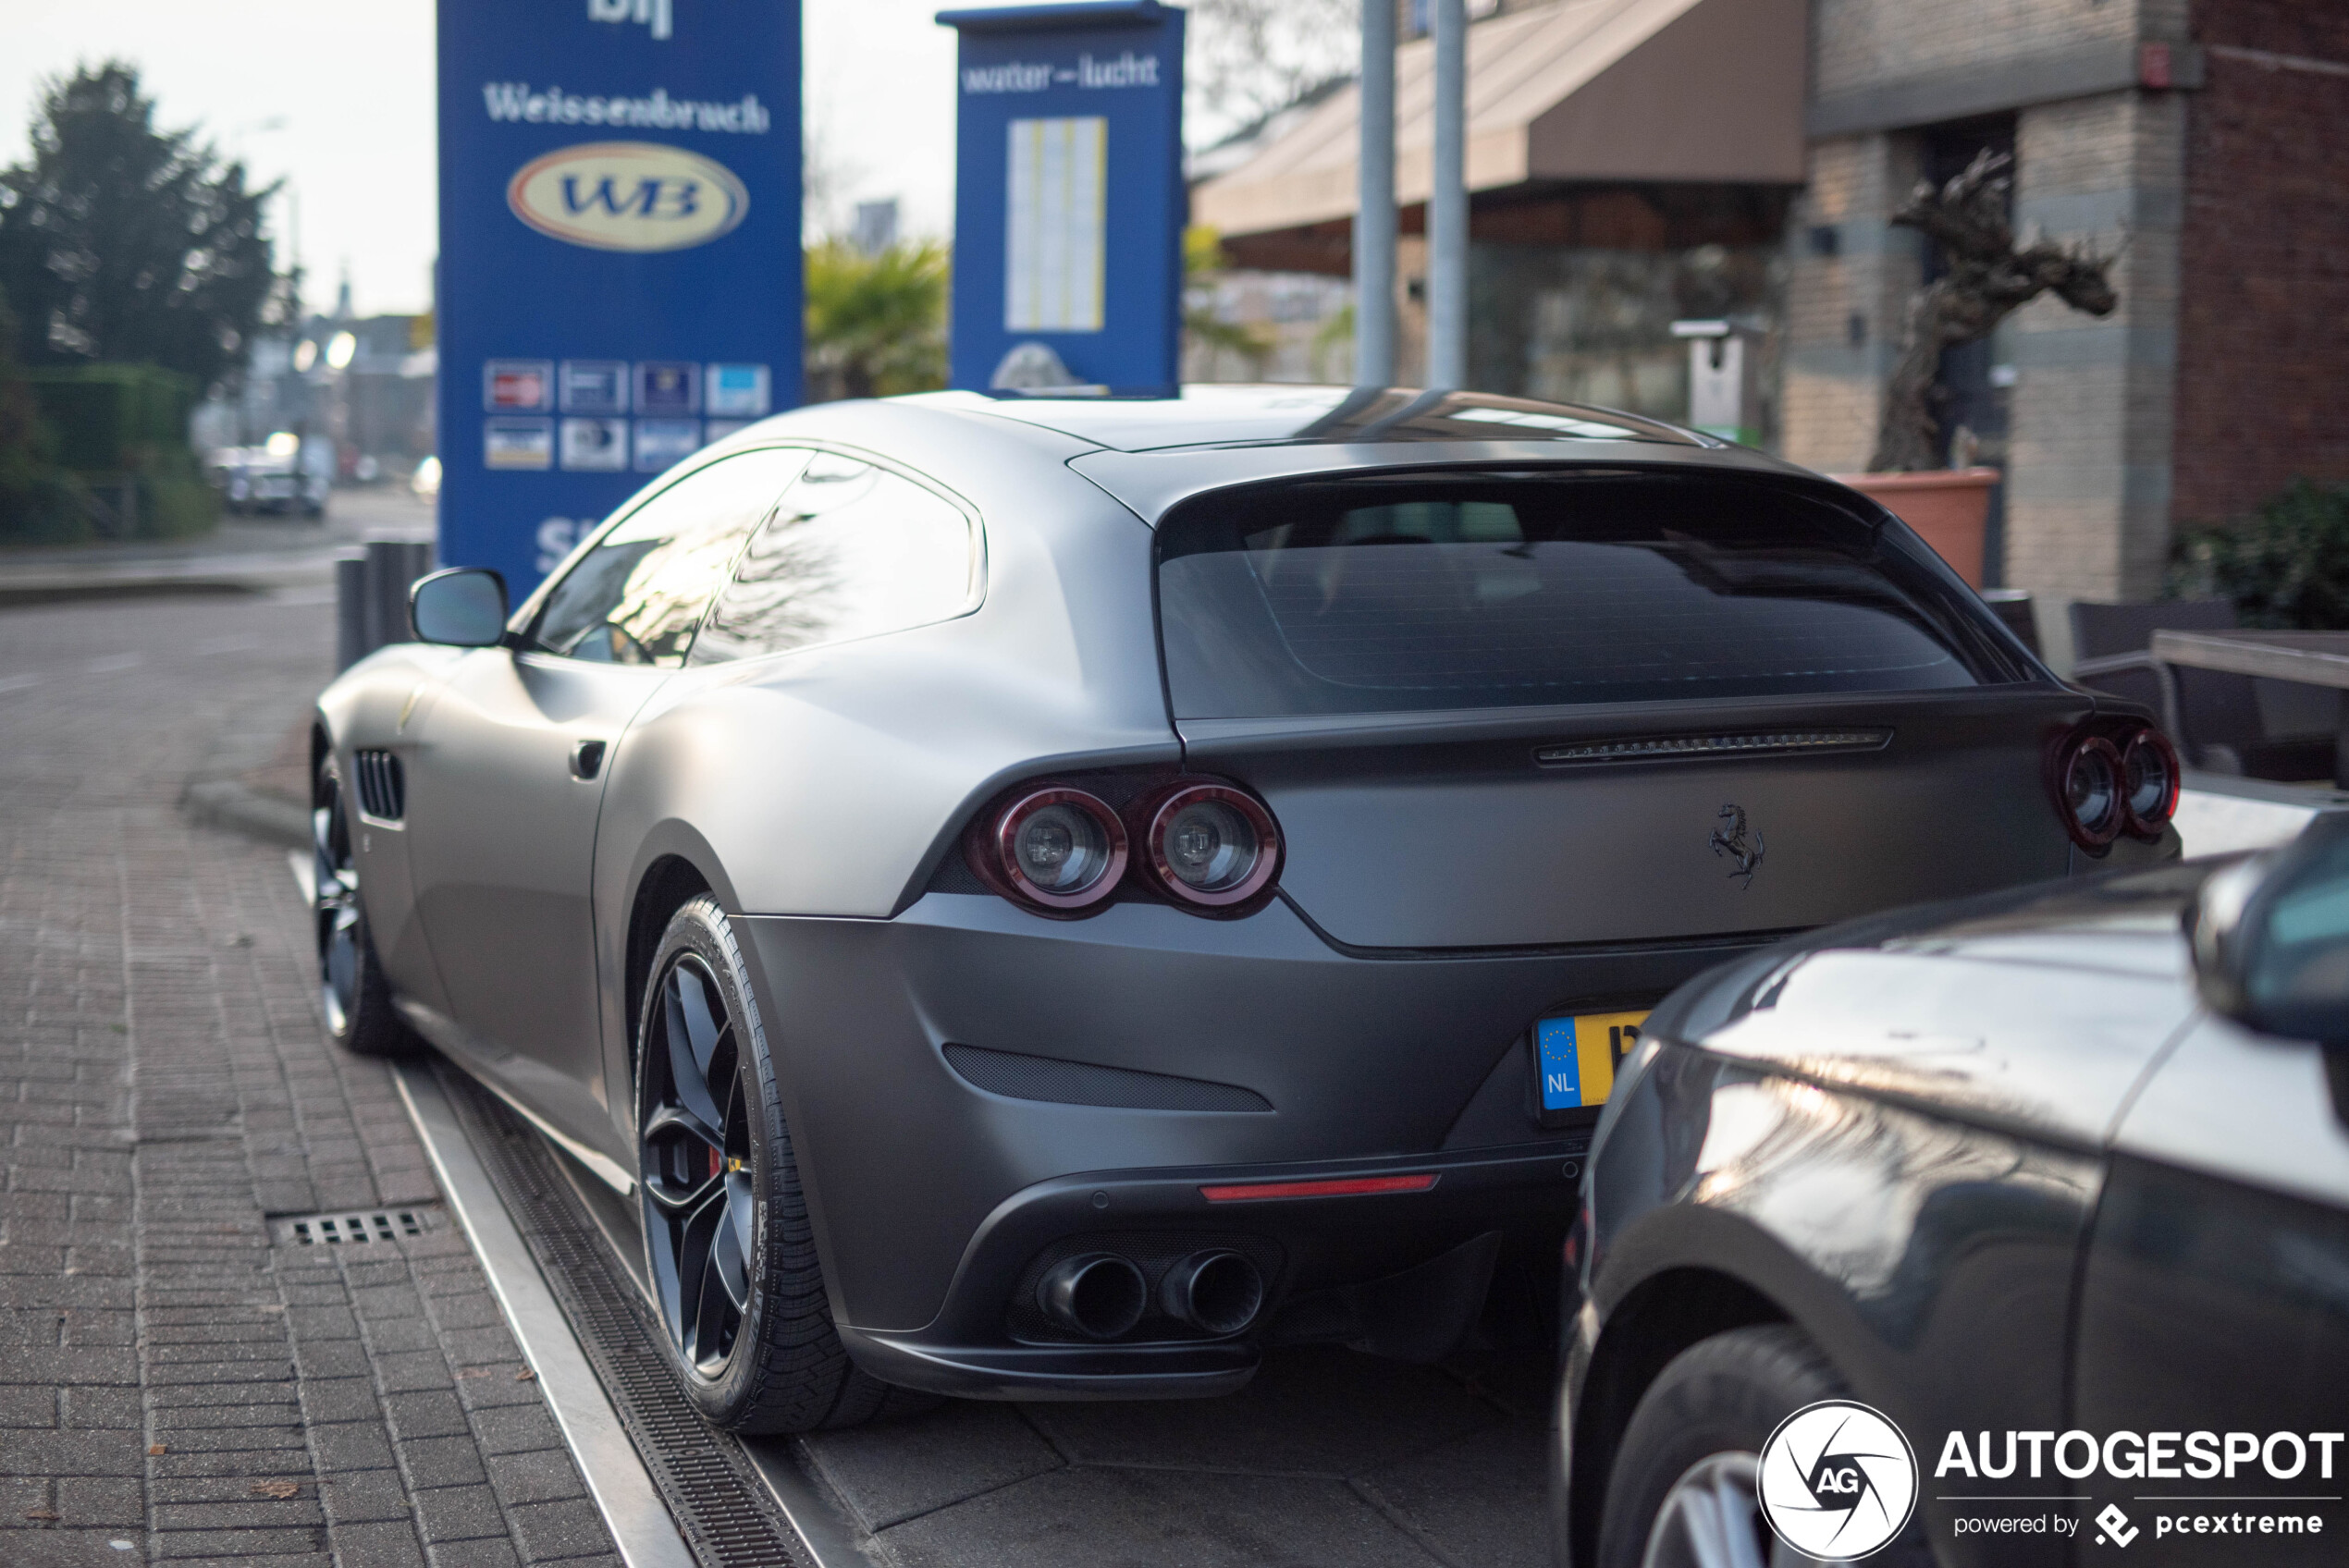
[2121,727,2180,839]
[1143,783,1281,908]
[2060,734,2126,848]
[991,789,1127,911]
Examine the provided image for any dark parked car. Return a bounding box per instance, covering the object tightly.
[1554,821,2349,1567]
[311,386,2177,1434]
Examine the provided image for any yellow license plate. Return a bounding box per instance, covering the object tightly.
[1535,1010,1649,1112]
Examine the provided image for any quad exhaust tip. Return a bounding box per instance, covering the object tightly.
[1162,1249,1264,1337]
[1038,1253,1149,1341]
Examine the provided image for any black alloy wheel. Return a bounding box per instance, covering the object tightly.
[633,896,930,1432]
[314,761,410,1057]
[638,950,757,1378]
[315,773,360,1035]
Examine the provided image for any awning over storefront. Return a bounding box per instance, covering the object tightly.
[1191,0,1805,241]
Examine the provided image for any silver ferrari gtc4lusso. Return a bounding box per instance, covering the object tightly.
[311,386,2178,1431]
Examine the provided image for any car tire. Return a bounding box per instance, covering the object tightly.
[634,895,934,1433]
[1595,1325,1928,1568]
[314,761,416,1059]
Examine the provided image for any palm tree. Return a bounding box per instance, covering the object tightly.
[804,239,949,402]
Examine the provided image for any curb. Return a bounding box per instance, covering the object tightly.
[181,777,310,849]
[392,1062,701,1568]
[0,561,334,609]
[0,578,268,610]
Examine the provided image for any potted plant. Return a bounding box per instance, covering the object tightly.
[1836,152,2116,586]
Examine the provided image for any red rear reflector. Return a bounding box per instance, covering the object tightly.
[1199,1173,1439,1203]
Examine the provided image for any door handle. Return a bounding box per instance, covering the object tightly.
[570,739,608,780]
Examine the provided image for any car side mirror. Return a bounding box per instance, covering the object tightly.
[2188,814,2349,1116]
[410,568,510,647]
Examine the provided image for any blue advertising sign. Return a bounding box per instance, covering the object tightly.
[437,0,802,594]
[938,2,1184,394]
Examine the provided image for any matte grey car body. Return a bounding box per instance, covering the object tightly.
[312,386,2176,1403]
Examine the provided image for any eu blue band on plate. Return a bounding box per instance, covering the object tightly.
[1537,1011,1647,1111]
[1536,1018,1588,1110]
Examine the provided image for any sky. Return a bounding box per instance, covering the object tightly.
[0,0,1042,318]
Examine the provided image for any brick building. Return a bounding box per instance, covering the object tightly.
[2171,6,2349,534]
[1790,0,2349,612]
[1191,0,2349,625]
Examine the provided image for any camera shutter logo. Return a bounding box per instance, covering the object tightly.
[1757,1400,1919,1560]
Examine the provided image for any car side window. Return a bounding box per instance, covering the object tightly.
[527,447,810,667]
[690,453,980,666]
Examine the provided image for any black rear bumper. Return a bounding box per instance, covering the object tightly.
[737,894,1783,1345]
[837,1141,1588,1399]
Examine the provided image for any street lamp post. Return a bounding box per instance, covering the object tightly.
[1354,0,1396,387]
[1428,0,1468,390]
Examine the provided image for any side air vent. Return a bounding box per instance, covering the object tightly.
[943,1044,1273,1112]
[354,749,406,820]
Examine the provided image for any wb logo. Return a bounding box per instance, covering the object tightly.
[562,178,701,220]
[588,0,672,43]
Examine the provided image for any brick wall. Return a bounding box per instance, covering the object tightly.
[1811,0,2159,99]
[1780,134,1921,474]
[2171,0,2349,524]
[2003,89,2185,603]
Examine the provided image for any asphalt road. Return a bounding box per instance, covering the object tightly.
[0,579,1555,1568]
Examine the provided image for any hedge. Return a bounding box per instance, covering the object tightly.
[12,363,215,539]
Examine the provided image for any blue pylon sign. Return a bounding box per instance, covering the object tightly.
[938,2,1185,396]
[436,0,803,594]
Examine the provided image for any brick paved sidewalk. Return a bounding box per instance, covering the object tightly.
[0,592,620,1568]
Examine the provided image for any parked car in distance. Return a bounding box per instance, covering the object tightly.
[1554,820,2349,1568]
[214,435,329,518]
[311,385,2178,1435]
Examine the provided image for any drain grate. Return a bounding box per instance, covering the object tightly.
[276,1207,435,1245]
[433,1060,813,1568]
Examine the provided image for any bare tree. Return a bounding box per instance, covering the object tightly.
[1871,151,2118,473]
[1186,0,1359,149]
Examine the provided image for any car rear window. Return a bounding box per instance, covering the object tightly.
[1155,473,2015,719]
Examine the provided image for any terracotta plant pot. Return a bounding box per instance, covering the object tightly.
[1828,468,2000,588]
